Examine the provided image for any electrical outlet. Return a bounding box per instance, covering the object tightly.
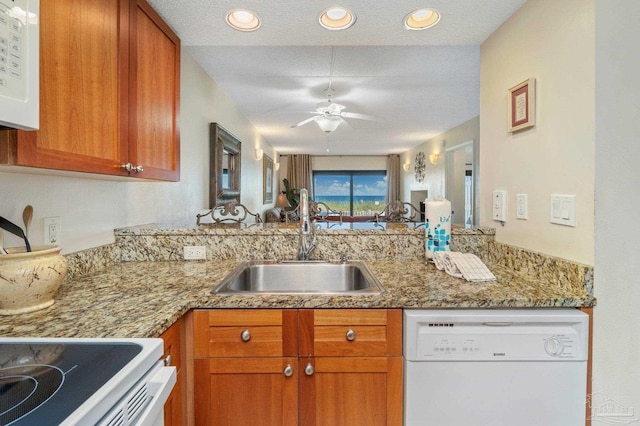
[43,217,61,244]
[183,246,206,260]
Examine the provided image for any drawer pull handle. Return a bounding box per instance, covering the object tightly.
[304,363,314,376]
[240,329,251,342]
[283,364,294,377]
[346,329,357,341]
[164,354,172,366]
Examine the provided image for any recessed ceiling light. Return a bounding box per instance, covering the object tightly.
[404,8,441,30]
[319,7,356,30]
[226,9,261,32]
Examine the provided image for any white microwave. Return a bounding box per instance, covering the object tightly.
[0,0,38,130]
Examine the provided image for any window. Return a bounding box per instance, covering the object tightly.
[313,171,387,216]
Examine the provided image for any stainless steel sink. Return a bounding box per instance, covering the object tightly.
[212,260,385,296]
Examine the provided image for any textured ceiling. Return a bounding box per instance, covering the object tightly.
[147,0,526,155]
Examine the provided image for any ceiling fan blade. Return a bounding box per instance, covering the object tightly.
[341,112,380,121]
[290,116,319,128]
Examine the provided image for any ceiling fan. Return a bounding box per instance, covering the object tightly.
[291,89,377,133]
[290,47,376,133]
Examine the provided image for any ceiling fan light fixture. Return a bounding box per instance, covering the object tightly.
[226,9,261,32]
[404,8,440,30]
[319,7,356,30]
[316,116,343,133]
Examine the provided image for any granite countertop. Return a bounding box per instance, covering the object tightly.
[0,259,595,339]
[114,222,497,235]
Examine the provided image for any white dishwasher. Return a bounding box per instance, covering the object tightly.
[404,309,589,426]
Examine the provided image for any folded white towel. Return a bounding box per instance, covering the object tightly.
[433,251,496,282]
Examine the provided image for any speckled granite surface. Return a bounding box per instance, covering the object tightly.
[0,258,595,339]
[115,223,496,262]
[0,223,594,339]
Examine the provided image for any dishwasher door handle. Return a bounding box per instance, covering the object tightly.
[481,322,513,326]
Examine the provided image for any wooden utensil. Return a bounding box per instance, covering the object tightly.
[22,205,33,238]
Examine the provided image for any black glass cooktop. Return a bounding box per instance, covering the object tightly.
[0,342,142,425]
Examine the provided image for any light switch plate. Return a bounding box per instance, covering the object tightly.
[493,190,507,222]
[516,194,528,220]
[550,195,576,227]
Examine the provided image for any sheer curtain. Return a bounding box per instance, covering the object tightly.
[286,154,312,192]
[386,154,401,202]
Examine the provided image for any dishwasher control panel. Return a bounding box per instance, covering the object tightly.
[416,332,583,360]
[404,309,589,362]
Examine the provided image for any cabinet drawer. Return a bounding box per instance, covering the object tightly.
[299,309,402,357]
[194,309,298,358]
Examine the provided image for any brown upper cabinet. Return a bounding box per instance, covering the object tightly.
[0,0,180,181]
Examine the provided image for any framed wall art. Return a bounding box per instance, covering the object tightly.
[263,155,274,204]
[508,78,536,132]
[414,152,425,183]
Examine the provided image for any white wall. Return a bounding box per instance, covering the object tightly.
[401,116,479,204]
[312,156,386,172]
[277,155,386,193]
[0,52,274,253]
[479,0,595,265]
[592,0,640,418]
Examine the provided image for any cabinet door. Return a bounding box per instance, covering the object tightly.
[129,0,180,181]
[194,357,298,426]
[164,376,183,426]
[299,356,403,426]
[161,317,184,426]
[6,0,130,175]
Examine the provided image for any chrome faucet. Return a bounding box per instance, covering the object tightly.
[298,188,317,260]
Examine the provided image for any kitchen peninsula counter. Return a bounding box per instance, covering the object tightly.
[0,258,595,339]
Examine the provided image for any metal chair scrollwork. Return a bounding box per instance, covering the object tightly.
[196,202,263,225]
[284,200,343,223]
[374,200,421,224]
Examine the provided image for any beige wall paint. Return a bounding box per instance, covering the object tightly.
[479,0,595,265]
[0,52,274,253]
[401,116,479,206]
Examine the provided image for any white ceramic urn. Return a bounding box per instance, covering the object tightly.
[0,245,68,315]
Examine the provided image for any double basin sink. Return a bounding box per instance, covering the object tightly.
[212,260,385,296]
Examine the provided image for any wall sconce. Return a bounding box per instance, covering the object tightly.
[429,153,439,165]
[402,162,411,172]
[254,148,263,161]
[274,162,280,171]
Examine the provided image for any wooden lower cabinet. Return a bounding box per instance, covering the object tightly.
[164,376,183,425]
[192,308,403,426]
[299,357,403,426]
[161,317,185,426]
[194,357,298,426]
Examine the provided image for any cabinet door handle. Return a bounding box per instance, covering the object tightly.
[121,163,144,173]
[346,329,357,341]
[283,364,294,377]
[240,329,251,342]
[304,363,314,376]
